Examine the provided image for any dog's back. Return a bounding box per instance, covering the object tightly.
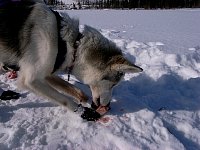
[0,1,36,65]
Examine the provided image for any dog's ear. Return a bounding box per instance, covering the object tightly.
[110,56,143,73]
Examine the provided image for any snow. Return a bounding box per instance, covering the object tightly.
[66,9,200,54]
[60,0,76,4]
[1,9,200,150]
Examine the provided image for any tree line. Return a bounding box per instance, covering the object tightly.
[46,0,200,9]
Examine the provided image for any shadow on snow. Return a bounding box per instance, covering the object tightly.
[111,73,200,115]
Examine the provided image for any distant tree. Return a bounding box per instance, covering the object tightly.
[77,1,82,9]
[99,0,103,8]
[48,0,200,9]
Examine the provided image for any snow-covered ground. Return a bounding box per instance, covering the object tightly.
[60,0,75,4]
[1,9,200,150]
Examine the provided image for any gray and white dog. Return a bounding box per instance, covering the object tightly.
[0,1,142,120]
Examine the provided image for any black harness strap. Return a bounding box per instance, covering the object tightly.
[51,10,67,73]
[51,10,83,78]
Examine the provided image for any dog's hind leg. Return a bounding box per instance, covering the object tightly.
[46,76,88,104]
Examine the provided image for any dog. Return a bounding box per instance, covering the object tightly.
[0,1,143,120]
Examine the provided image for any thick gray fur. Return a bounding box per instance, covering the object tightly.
[0,1,142,112]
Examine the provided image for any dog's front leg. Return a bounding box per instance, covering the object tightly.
[27,79,78,111]
[90,85,100,107]
[26,78,101,121]
[46,76,88,104]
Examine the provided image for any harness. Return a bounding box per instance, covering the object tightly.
[51,10,83,81]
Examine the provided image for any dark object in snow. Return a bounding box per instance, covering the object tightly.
[0,90,20,100]
[74,104,101,121]
[2,64,20,72]
[81,107,101,121]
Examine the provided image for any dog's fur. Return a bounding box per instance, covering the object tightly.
[0,1,142,112]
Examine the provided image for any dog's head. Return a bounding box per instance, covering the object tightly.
[75,26,143,107]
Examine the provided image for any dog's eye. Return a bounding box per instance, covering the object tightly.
[102,72,124,82]
[117,71,124,77]
[102,75,110,81]
[115,71,124,80]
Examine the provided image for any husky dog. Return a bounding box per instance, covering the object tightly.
[0,1,142,120]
